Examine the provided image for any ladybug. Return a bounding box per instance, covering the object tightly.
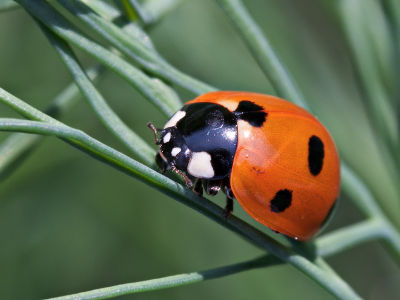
[148,91,340,240]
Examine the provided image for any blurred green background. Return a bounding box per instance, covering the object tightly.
[0,0,399,299]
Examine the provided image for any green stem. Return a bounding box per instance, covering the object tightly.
[340,164,385,218]
[56,0,216,95]
[338,0,398,151]
[0,0,183,179]
[142,0,182,22]
[46,255,279,300]
[215,0,306,109]
[381,218,400,263]
[316,218,385,257]
[40,23,155,165]
[17,0,179,116]
[42,218,400,300]
[0,0,18,11]
[118,0,152,25]
[0,66,101,178]
[337,0,400,194]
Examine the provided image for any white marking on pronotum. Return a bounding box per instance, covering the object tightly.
[187,151,214,178]
[163,132,171,143]
[171,147,181,157]
[164,111,186,129]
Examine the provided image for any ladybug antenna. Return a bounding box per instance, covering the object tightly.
[147,122,161,144]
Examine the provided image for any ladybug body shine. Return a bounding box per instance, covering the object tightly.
[151,91,340,241]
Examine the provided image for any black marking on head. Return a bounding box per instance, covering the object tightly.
[234,100,267,127]
[270,189,292,213]
[159,127,191,171]
[308,135,324,176]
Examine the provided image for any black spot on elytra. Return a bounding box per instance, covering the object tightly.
[308,135,324,176]
[270,189,292,213]
[234,100,267,127]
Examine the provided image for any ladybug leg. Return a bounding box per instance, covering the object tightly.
[193,179,203,196]
[223,179,235,218]
[224,196,234,218]
[204,180,222,196]
[171,165,193,188]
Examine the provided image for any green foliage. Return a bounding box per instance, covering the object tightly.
[0,0,399,299]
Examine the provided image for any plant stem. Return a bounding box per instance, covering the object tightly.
[56,0,216,95]
[0,0,17,11]
[316,218,385,257]
[40,23,155,165]
[216,0,306,109]
[17,0,179,116]
[45,255,279,300]
[0,66,101,178]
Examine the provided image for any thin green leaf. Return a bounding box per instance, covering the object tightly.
[56,0,216,95]
[386,0,400,35]
[81,0,120,21]
[338,0,398,152]
[142,0,182,22]
[340,164,400,264]
[17,0,179,116]
[46,255,278,300]
[40,22,155,165]
[82,0,182,27]
[0,133,40,179]
[215,0,307,109]
[316,218,386,257]
[48,216,399,300]
[117,0,153,25]
[0,66,102,178]
[0,0,17,11]
[0,0,180,179]
[340,164,385,218]
[0,65,104,179]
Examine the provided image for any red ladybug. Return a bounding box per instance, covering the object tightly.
[149,91,340,240]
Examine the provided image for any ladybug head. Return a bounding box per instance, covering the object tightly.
[157,127,192,173]
[148,122,194,185]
